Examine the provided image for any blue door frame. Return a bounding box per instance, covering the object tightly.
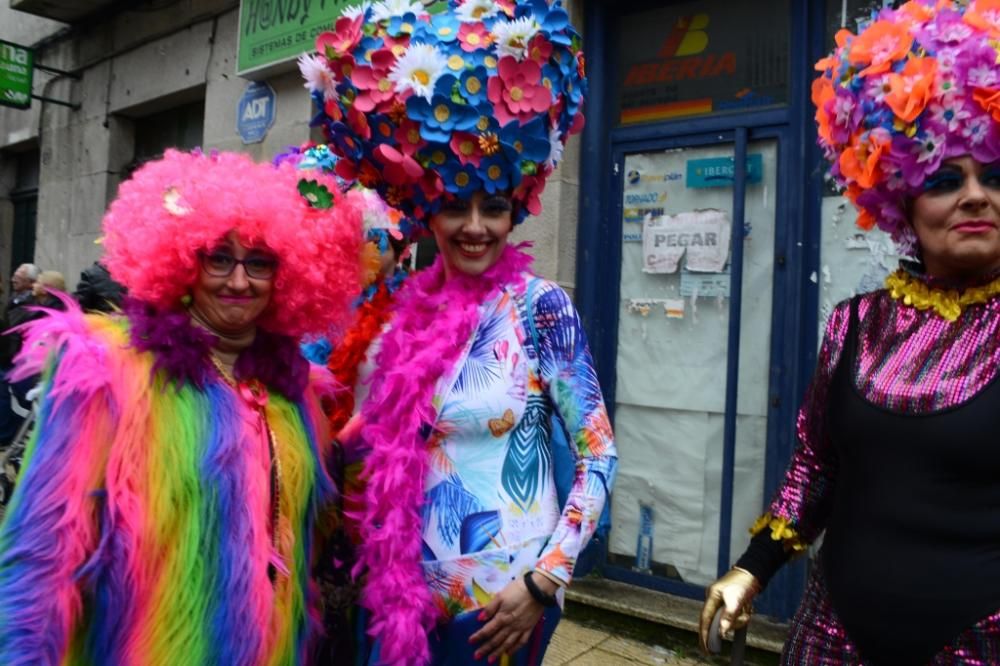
[574,0,829,621]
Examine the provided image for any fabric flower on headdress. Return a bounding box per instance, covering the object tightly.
[279,142,416,296]
[814,0,1000,246]
[300,0,586,225]
[282,142,420,243]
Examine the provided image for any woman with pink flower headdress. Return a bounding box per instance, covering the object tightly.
[300,0,616,664]
[699,2,1000,664]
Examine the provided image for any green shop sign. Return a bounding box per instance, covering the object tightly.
[0,40,33,110]
[237,0,359,76]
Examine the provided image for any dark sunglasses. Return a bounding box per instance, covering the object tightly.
[198,250,278,280]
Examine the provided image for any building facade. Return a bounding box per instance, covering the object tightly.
[0,0,898,623]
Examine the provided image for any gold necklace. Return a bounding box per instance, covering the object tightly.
[884,269,1000,321]
[208,352,284,582]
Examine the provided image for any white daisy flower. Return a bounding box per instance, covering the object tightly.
[456,0,499,23]
[341,1,370,20]
[298,53,338,101]
[388,43,448,101]
[545,127,564,168]
[371,0,423,21]
[491,17,540,61]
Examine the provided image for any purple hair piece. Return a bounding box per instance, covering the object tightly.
[124,298,216,388]
[124,298,308,399]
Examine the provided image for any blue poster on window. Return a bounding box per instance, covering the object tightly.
[686,153,762,188]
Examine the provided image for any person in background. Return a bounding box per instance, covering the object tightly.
[8,264,37,308]
[0,264,39,370]
[274,142,417,662]
[0,271,68,518]
[31,271,66,310]
[73,261,126,312]
[701,3,1000,663]
[304,0,616,663]
[0,264,42,446]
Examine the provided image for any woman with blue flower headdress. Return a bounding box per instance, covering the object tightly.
[300,0,616,663]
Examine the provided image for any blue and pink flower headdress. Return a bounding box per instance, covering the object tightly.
[814,0,1000,248]
[298,0,587,224]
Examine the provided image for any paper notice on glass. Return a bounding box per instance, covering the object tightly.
[642,209,731,274]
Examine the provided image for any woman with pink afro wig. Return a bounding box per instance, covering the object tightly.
[0,148,365,664]
[102,148,362,336]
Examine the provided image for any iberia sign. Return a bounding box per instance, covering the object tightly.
[237,0,358,76]
[0,40,33,110]
[617,5,788,125]
[623,15,736,88]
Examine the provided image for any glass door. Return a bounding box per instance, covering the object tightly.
[606,134,778,590]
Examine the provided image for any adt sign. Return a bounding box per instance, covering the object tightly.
[236,81,276,144]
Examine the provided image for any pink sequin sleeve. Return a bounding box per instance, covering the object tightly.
[755,299,851,550]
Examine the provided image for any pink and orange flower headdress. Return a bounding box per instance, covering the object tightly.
[814,0,1000,247]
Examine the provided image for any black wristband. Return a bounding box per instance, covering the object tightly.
[523,571,558,607]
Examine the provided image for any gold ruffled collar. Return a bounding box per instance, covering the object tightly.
[885,267,1000,321]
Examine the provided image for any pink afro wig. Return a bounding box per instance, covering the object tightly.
[101,149,364,337]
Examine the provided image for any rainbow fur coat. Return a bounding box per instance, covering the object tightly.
[0,302,335,665]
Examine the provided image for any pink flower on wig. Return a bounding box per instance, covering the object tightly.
[458,22,491,52]
[449,131,484,166]
[527,34,553,66]
[317,14,365,57]
[374,144,425,185]
[101,149,363,337]
[395,118,427,155]
[488,57,552,126]
[351,49,398,113]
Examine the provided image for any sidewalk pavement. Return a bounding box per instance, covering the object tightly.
[544,617,712,666]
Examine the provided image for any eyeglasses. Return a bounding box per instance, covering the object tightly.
[198,251,278,280]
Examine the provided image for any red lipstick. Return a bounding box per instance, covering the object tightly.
[952,220,997,234]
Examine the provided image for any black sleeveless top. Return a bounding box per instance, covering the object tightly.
[822,298,1000,664]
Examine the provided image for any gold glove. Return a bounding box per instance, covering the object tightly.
[698,567,761,654]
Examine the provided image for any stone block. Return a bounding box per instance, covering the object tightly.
[77,60,112,121]
[108,21,214,114]
[40,119,114,181]
[560,132,582,186]
[546,619,610,665]
[109,0,234,56]
[207,10,239,79]
[557,180,579,290]
[35,171,111,276]
[512,178,562,282]
[67,171,112,236]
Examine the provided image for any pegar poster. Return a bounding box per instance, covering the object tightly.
[642,209,731,273]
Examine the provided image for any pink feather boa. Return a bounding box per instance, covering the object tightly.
[356,243,533,665]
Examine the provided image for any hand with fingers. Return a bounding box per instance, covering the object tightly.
[468,573,556,663]
[698,567,761,655]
